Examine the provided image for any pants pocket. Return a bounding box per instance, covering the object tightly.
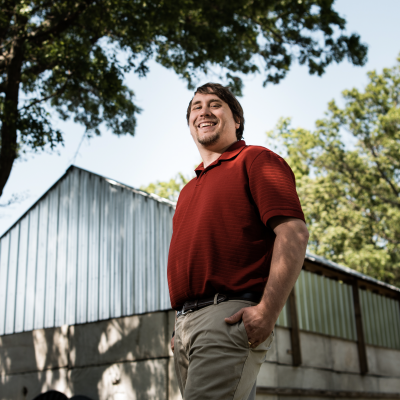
[260,330,274,351]
[238,320,250,348]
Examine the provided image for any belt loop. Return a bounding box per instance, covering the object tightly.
[214,293,219,305]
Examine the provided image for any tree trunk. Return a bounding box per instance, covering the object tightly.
[0,38,24,197]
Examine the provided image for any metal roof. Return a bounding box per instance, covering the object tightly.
[305,253,400,293]
[0,165,176,241]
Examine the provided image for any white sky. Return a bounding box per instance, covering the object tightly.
[1,0,400,236]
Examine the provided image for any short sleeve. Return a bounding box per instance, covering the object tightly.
[249,150,305,226]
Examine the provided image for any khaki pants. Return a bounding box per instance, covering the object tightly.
[174,300,274,400]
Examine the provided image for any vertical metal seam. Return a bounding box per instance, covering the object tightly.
[133,192,136,315]
[85,175,91,323]
[2,232,11,333]
[32,202,41,330]
[120,187,124,317]
[63,173,71,326]
[321,276,329,335]
[338,281,346,339]
[294,278,302,330]
[97,177,102,322]
[42,195,51,329]
[22,213,31,332]
[395,298,400,348]
[326,278,334,336]
[307,271,316,332]
[313,274,322,334]
[74,170,81,324]
[12,223,22,334]
[53,185,61,327]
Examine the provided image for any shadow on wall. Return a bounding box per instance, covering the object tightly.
[0,325,69,399]
[0,311,174,400]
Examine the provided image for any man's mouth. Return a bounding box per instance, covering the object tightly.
[198,121,217,128]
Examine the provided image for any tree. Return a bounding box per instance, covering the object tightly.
[267,57,400,286]
[0,0,367,198]
[141,172,192,202]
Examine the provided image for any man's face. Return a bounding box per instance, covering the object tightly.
[189,92,239,147]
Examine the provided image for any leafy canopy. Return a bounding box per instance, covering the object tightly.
[267,57,400,286]
[0,0,367,197]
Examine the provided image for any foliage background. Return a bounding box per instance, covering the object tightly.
[268,59,400,286]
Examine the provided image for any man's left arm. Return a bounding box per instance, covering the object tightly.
[225,216,309,347]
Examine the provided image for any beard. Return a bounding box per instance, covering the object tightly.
[196,130,220,146]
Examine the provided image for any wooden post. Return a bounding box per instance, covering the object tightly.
[288,286,302,366]
[351,280,368,375]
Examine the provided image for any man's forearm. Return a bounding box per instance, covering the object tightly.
[257,218,309,325]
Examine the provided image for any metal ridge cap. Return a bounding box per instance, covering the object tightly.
[103,177,177,208]
[305,252,400,293]
[70,165,177,208]
[0,165,177,240]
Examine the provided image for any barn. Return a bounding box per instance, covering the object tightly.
[1,166,399,400]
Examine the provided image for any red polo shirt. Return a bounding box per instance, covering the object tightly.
[167,140,305,309]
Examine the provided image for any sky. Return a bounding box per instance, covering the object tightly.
[1,0,400,236]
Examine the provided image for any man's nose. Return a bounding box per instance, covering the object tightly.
[200,106,212,116]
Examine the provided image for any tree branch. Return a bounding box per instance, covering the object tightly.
[18,81,69,111]
[22,59,58,77]
[369,144,400,198]
[27,0,97,44]
[339,161,400,208]
[0,192,29,207]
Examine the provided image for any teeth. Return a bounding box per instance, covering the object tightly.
[199,122,215,128]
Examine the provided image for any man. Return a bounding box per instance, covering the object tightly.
[167,83,309,400]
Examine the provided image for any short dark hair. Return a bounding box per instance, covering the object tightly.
[186,83,245,140]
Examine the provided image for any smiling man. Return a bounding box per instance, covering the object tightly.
[167,83,309,400]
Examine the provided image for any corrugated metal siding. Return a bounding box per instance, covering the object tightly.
[297,271,357,340]
[276,270,357,341]
[276,270,400,350]
[276,302,291,327]
[0,167,175,335]
[359,289,400,350]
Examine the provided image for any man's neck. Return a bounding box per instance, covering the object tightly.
[198,140,237,168]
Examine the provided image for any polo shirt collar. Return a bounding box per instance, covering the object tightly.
[195,140,246,177]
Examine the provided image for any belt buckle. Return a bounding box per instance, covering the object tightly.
[177,308,192,317]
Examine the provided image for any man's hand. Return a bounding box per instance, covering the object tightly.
[225,303,273,348]
[171,336,175,352]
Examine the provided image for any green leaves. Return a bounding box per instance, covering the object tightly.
[267,58,400,286]
[141,172,192,202]
[0,0,368,196]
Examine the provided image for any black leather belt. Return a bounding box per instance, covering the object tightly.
[176,292,261,317]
